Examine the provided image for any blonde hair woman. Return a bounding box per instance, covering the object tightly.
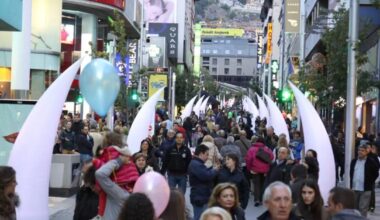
[201,135,222,168]
[200,207,232,220]
[208,183,245,220]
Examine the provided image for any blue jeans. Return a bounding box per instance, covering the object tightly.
[168,174,187,194]
[80,154,92,164]
[192,204,207,220]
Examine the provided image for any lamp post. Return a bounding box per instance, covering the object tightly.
[344,0,358,188]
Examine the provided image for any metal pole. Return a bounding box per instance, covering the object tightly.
[172,72,176,121]
[344,0,358,188]
[298,0,306,130]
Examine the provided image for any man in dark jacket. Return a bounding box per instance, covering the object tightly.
[188,144,217,220]
[161,132,192,194]
[183,117,193,148]
[72,113,84,135]
[327,187,367,220]
[76,126,94,163]
[258,181,299,220]
[265,126,278,150]
[350,144,380,217]
[264,147,294,188]
[60,121,76,154]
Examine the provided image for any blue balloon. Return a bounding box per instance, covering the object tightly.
[80,58,120,116]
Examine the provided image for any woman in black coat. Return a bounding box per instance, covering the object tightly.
[215,153,249,209]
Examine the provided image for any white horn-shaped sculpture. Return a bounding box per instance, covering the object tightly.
[7,58,84,220]
[244,95,259,120]
[193,95,205,117]
[256,93,271,127]
[200,96,211,116]
[181,95,197,120]
[127,87,165,154]
[263,94,290,142]
[289,81,335,204]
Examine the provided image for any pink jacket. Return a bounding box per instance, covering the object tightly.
[245,142,274,174]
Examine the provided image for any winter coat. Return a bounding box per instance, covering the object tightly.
[76,133,94,155]
[60,129,76,151]
[289,139,304,161]
[264,160,293,187]
[245,142,274,174]
[293,205,329,220]
[201,141,222,168]
[161,144,192,176]
[215,166,249,209]
[73,186,99,220]
[214,137,227,150]
[188,157,217,206]
[350,156,380,191]
[159,138,175,157]
[331,209,368,220]
[235,137,251,160]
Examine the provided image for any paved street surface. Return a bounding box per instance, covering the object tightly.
[49,187,380,220]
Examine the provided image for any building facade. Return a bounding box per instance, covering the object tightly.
[200,36,258,88]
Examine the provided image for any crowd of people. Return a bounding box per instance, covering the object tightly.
[1,105,380,220]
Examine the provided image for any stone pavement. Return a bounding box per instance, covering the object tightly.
[48,187,380,220]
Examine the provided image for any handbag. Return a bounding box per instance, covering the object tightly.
[256,147,271,164]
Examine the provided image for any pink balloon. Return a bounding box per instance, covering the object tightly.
[133,172,170,217]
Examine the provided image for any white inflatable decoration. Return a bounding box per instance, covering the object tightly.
[244,95,259,120]
[256,94,271,126]
[200,96,211,115]
[193,95,205,117]
[289,81,335,204]
[127,87,165,154]
[263,94,290,142]
[181,95,197,120]
[7,58,84,219]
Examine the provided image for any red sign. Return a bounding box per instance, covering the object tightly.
[91,0,125,10]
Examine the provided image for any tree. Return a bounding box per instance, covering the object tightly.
[175,69,199,106]
[201,68,220,97]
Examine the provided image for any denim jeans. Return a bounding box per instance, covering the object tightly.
[168,174,187,194]
[192,203,207,220]
[80,154,92,164]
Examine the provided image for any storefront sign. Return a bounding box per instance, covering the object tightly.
[266,23,273,64]
[91,0,125,10]
[285,0,300,33]
[148,23,178,59]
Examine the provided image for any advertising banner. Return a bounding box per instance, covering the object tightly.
[148,74,167,100]
[143,0,177,23]
[257,33,263,68]
[0,100,35,165]
[148,23,178,59]
[146,36,166,68]
[201,28,244,37]
[285,0,300,33]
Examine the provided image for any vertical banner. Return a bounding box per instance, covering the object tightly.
[148,74,167,100]
[257,33,263,69]
[265,23,273,64]
[143,0,176,23]
[146,37,167,68]
[285,0,300,33]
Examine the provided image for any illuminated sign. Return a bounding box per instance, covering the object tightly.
[201,28,244,37]
[266,23,273,64]
[149,74,167,99]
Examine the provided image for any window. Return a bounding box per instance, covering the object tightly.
[203,57,210,61]
[212,58,217,65]
[225,50,230,54]
[224,68,229,75]
[226,40,231,43]
[237,50,242,55]
[212,68,217,74]
[237,59,242,66]
[225,58,230,65]
[213,49,218,54]
[237,68,242,75]
[205,49,210,54]
[203,66,209,71]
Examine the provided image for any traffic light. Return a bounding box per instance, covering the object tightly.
[280,88,292,102]
[130,86,138,101]
[76,94,83,103]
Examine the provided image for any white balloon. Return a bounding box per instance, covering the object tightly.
[263,94,290,142]
[289,81,335,204]
[7,58,84,220]
[127,87,165,154]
